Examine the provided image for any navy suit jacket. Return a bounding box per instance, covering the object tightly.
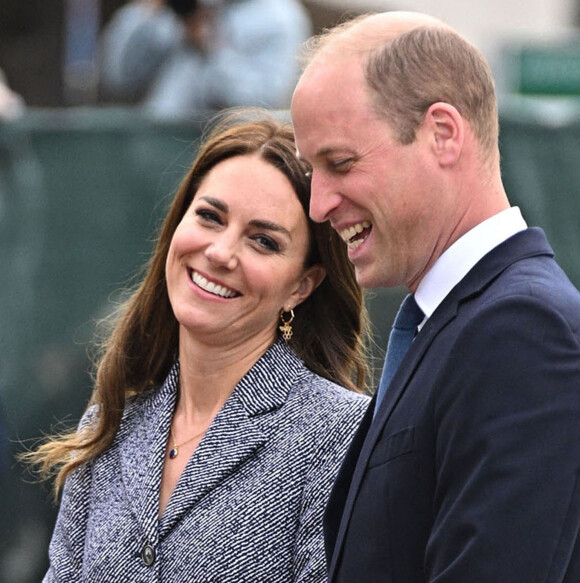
[325,228,580,582]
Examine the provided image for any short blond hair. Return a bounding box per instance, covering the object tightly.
[302,13,498,158]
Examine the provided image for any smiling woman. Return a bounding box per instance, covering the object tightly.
[165,154,323,353]
[24,110,371,583]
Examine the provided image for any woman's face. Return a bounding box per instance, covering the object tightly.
[166,154,323,348]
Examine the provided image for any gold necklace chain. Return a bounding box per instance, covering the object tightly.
[168,425,206,460]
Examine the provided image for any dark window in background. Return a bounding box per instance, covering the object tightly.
[0,0,125,107]
[0,0,354,108]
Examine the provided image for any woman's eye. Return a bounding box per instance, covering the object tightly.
[253,235,279,252]
[195,208,221,224]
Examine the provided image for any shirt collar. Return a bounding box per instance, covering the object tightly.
[415,207,527,319]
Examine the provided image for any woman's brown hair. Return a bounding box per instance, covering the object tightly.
[25,110,370,497]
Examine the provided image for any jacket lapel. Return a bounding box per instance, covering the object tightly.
[327,227,554,580]
[325,400,375,565]
[119,365,179,543]
[158,341,304,537]
[158,395,268,536]
[326,314,446,578]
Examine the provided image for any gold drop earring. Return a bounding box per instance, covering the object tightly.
[279,308,295,341]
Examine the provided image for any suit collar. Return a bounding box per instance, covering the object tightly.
[118,340,305,541]
[416,206,528,319]
[446,226,553,301]
[327,227,554,581]
[376,228,553,432]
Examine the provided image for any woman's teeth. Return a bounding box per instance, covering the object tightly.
[192,271,237,298]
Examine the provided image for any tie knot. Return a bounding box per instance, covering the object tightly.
[394,294,424,330]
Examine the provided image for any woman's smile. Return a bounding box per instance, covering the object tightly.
[189,269,240,299]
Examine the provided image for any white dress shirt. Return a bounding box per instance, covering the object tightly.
[415,207,528,323]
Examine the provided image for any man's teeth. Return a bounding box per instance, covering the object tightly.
[348,238,364,250]
[192,271,237,298]
[339,221,371,246]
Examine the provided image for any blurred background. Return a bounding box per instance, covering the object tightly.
[2,0,580,581]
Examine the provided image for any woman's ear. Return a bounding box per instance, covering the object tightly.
[423,101,464,167]
[288,264,326,309]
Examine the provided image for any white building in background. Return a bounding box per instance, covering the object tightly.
[306,0,579,93]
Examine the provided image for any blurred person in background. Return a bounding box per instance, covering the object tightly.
[100,0,312,117]
[26,112,370,582]
[0,68,25,120]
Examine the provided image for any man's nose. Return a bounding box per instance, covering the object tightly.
[309,171,341,223]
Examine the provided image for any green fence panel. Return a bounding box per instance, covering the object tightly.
[0,108,204,582]
[499,102,580,286]
[0,100,579,582]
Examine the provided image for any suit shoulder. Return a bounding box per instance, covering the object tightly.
[474,267,580,336]
[495,252,580,306]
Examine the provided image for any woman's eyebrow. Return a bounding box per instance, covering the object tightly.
[198,195,292,238]
[198,196,228,213]
[249,220,292,238]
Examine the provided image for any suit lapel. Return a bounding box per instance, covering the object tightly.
[326,309,449,578]
[327,227,554,580]
[325,400,375,570]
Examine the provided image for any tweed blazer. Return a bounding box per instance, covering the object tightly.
[44,340,369,583]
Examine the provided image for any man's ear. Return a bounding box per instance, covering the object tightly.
[423,102,464,167]
[287,264,326,309]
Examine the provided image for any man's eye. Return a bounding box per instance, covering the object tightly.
[253,235,279,252]
[330,158,354,172]
[196,209,221,224]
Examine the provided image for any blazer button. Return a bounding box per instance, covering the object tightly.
[141,544,156,567]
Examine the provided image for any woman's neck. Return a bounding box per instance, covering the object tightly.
[175,329,275,424]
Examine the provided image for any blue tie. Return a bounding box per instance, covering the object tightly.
[375,294,424,411]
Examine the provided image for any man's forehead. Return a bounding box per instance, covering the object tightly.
[294,55,365,111]
[300,56,354,88]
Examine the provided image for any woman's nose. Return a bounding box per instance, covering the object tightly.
[204,234,239,270]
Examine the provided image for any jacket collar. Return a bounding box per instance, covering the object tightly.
[231,339,308,416]
[118,340,305,541]
[370,228,553,432]
[327,227,554,580]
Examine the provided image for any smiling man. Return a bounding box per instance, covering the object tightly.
[291,11,580,583]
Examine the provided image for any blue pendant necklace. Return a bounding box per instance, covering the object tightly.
[168,425,206,460]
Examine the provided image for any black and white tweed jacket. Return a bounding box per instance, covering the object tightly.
[44,341,370,583]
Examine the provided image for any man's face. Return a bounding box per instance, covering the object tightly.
[292,56,445,290]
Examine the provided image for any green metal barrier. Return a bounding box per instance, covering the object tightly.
[0,102,579,582]
[0,108,205,582]
[499,98,580,286]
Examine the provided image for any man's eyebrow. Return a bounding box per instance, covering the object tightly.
[297,146,341,163]
[317,147,338,157]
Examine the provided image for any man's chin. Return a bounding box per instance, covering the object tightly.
[354,266,381,289]
[355,261,399,289]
